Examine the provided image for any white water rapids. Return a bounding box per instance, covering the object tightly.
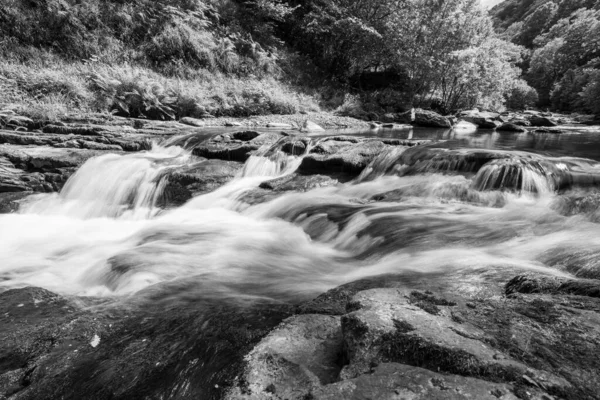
[1,139,598,301]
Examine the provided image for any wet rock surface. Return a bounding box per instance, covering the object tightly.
[227,280,600,400]
[194,132,432,177]
[0,115,200,201]
[159,159,243,207]
[0,286,294,400]
[193,131,284,162]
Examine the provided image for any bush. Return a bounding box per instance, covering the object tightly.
[144,21,216,70]
[506,79,539,109]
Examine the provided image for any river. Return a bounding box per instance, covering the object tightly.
[2,125,600,305]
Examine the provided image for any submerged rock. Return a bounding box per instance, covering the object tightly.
[497,123,527,133]
[532,127,564,134]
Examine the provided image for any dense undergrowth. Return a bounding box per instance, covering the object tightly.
[0,0,538,121]
[0,48,320,121]
[0,0,323,120]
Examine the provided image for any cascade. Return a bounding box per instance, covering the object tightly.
[22,145,192,219]
[471,158,561,193]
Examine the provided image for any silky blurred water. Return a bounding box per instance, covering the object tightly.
[2,126,600,303]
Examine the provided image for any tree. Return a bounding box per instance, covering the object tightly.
[385,0,522,112]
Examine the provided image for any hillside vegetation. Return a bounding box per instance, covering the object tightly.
[0,0,529,121]
[492,0,600,113]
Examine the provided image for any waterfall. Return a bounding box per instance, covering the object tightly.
[471,158,560,193]
[22,145,192,219]
[238,137,313,178]
[356,146,409,182]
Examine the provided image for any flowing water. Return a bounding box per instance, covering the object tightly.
[3,127,600,303]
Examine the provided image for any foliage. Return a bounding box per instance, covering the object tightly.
[288,0,523,112]
[0,0,537,117]
[0,0,288,77]
[492,0,600,112]
[0,58,319,121]
[506,79,539,110]
[579,70,600,115]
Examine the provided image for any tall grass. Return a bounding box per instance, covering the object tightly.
[0,0,323,121]
[0,56,319,121]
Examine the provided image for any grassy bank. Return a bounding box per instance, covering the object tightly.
[0,54,321,122]
[0,0,326,122]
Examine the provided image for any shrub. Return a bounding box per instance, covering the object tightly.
[144,21,216,70]
[506,79,539,110]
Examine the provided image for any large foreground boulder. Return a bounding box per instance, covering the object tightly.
[0,286,293,400]
[227,279,600,400]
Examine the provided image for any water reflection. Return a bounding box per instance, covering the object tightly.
[354,125,600,161]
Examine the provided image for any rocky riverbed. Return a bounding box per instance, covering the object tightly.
[1,109,600,400]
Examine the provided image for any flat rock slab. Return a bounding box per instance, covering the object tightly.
[0,128,153,152]
[258,173,339,192]
[340,289,568,393]
[0,145,108,192]
[193,131,284,162]
[299,137,391,175]
[506,274,600,298]
[0,145,106,170]
[313,363,521,400]
[298,137,430,176]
